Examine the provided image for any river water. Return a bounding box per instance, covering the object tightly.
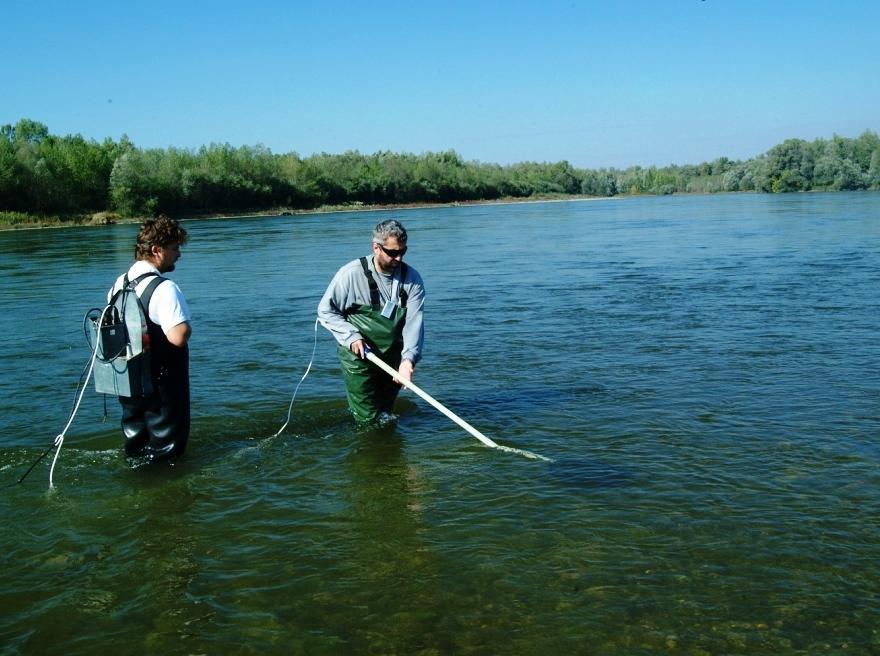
[1,193,879,654]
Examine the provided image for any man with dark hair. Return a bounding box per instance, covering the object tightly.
[318,219,426,423]
[108,214,192,460]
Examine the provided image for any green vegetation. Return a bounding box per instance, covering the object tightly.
[0,211,37,226]
[2,118,879,227]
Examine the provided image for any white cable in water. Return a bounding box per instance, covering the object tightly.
[48,306,109,488]
[365,350,552,462]
[272,317,319,438]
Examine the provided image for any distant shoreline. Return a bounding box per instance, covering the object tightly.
[7,188,864,232]
[0,194,616,231]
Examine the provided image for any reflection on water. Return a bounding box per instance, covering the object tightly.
[1,192,880,653]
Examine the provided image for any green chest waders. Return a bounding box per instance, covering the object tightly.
[339,258,409,423]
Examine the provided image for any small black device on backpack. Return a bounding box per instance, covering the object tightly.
[87,273,165,398]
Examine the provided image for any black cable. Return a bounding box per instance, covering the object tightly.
[11,443,57,486]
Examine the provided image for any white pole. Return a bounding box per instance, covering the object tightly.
[365,352,499,448]
[365,351,552,461]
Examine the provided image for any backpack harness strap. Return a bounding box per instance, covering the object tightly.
[122,272,167,322]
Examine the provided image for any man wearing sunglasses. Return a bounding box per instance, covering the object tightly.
[318,219,426,423]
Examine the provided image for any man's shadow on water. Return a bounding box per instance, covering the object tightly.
[338,420,457,651]
[346,417,425,517]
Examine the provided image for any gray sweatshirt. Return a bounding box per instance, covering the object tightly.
[317,256,425,364]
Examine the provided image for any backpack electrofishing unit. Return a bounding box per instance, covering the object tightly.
[87,272,165,398]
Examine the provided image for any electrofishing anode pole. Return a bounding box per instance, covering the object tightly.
[364,348,552,462]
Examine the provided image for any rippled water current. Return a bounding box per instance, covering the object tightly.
[1,193,879,654]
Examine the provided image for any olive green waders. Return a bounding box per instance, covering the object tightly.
[339,305,407,423]
[338,257,410,423]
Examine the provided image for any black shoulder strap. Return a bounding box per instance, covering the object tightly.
[138,275,167,321]
[398,262,409,308]
[119,272,166,323]
[359,256,380,308]
[128,271,160,288]
[113,271,160,301]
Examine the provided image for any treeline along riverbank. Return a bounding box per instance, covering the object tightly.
[2,118,879,227]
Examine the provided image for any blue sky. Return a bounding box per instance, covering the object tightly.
[3,0,878,169]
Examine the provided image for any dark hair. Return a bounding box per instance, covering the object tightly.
[135,215,189,260]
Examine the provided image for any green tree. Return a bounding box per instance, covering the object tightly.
[11,119,50,145]
[0,132,19,209]
[867,149,880,189]
[766,139,812,192]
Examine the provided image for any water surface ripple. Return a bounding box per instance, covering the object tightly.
[1,193,879,654]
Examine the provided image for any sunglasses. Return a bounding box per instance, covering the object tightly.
[376,243,407,258]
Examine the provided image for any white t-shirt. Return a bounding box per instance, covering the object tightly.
[109,261,191,334]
